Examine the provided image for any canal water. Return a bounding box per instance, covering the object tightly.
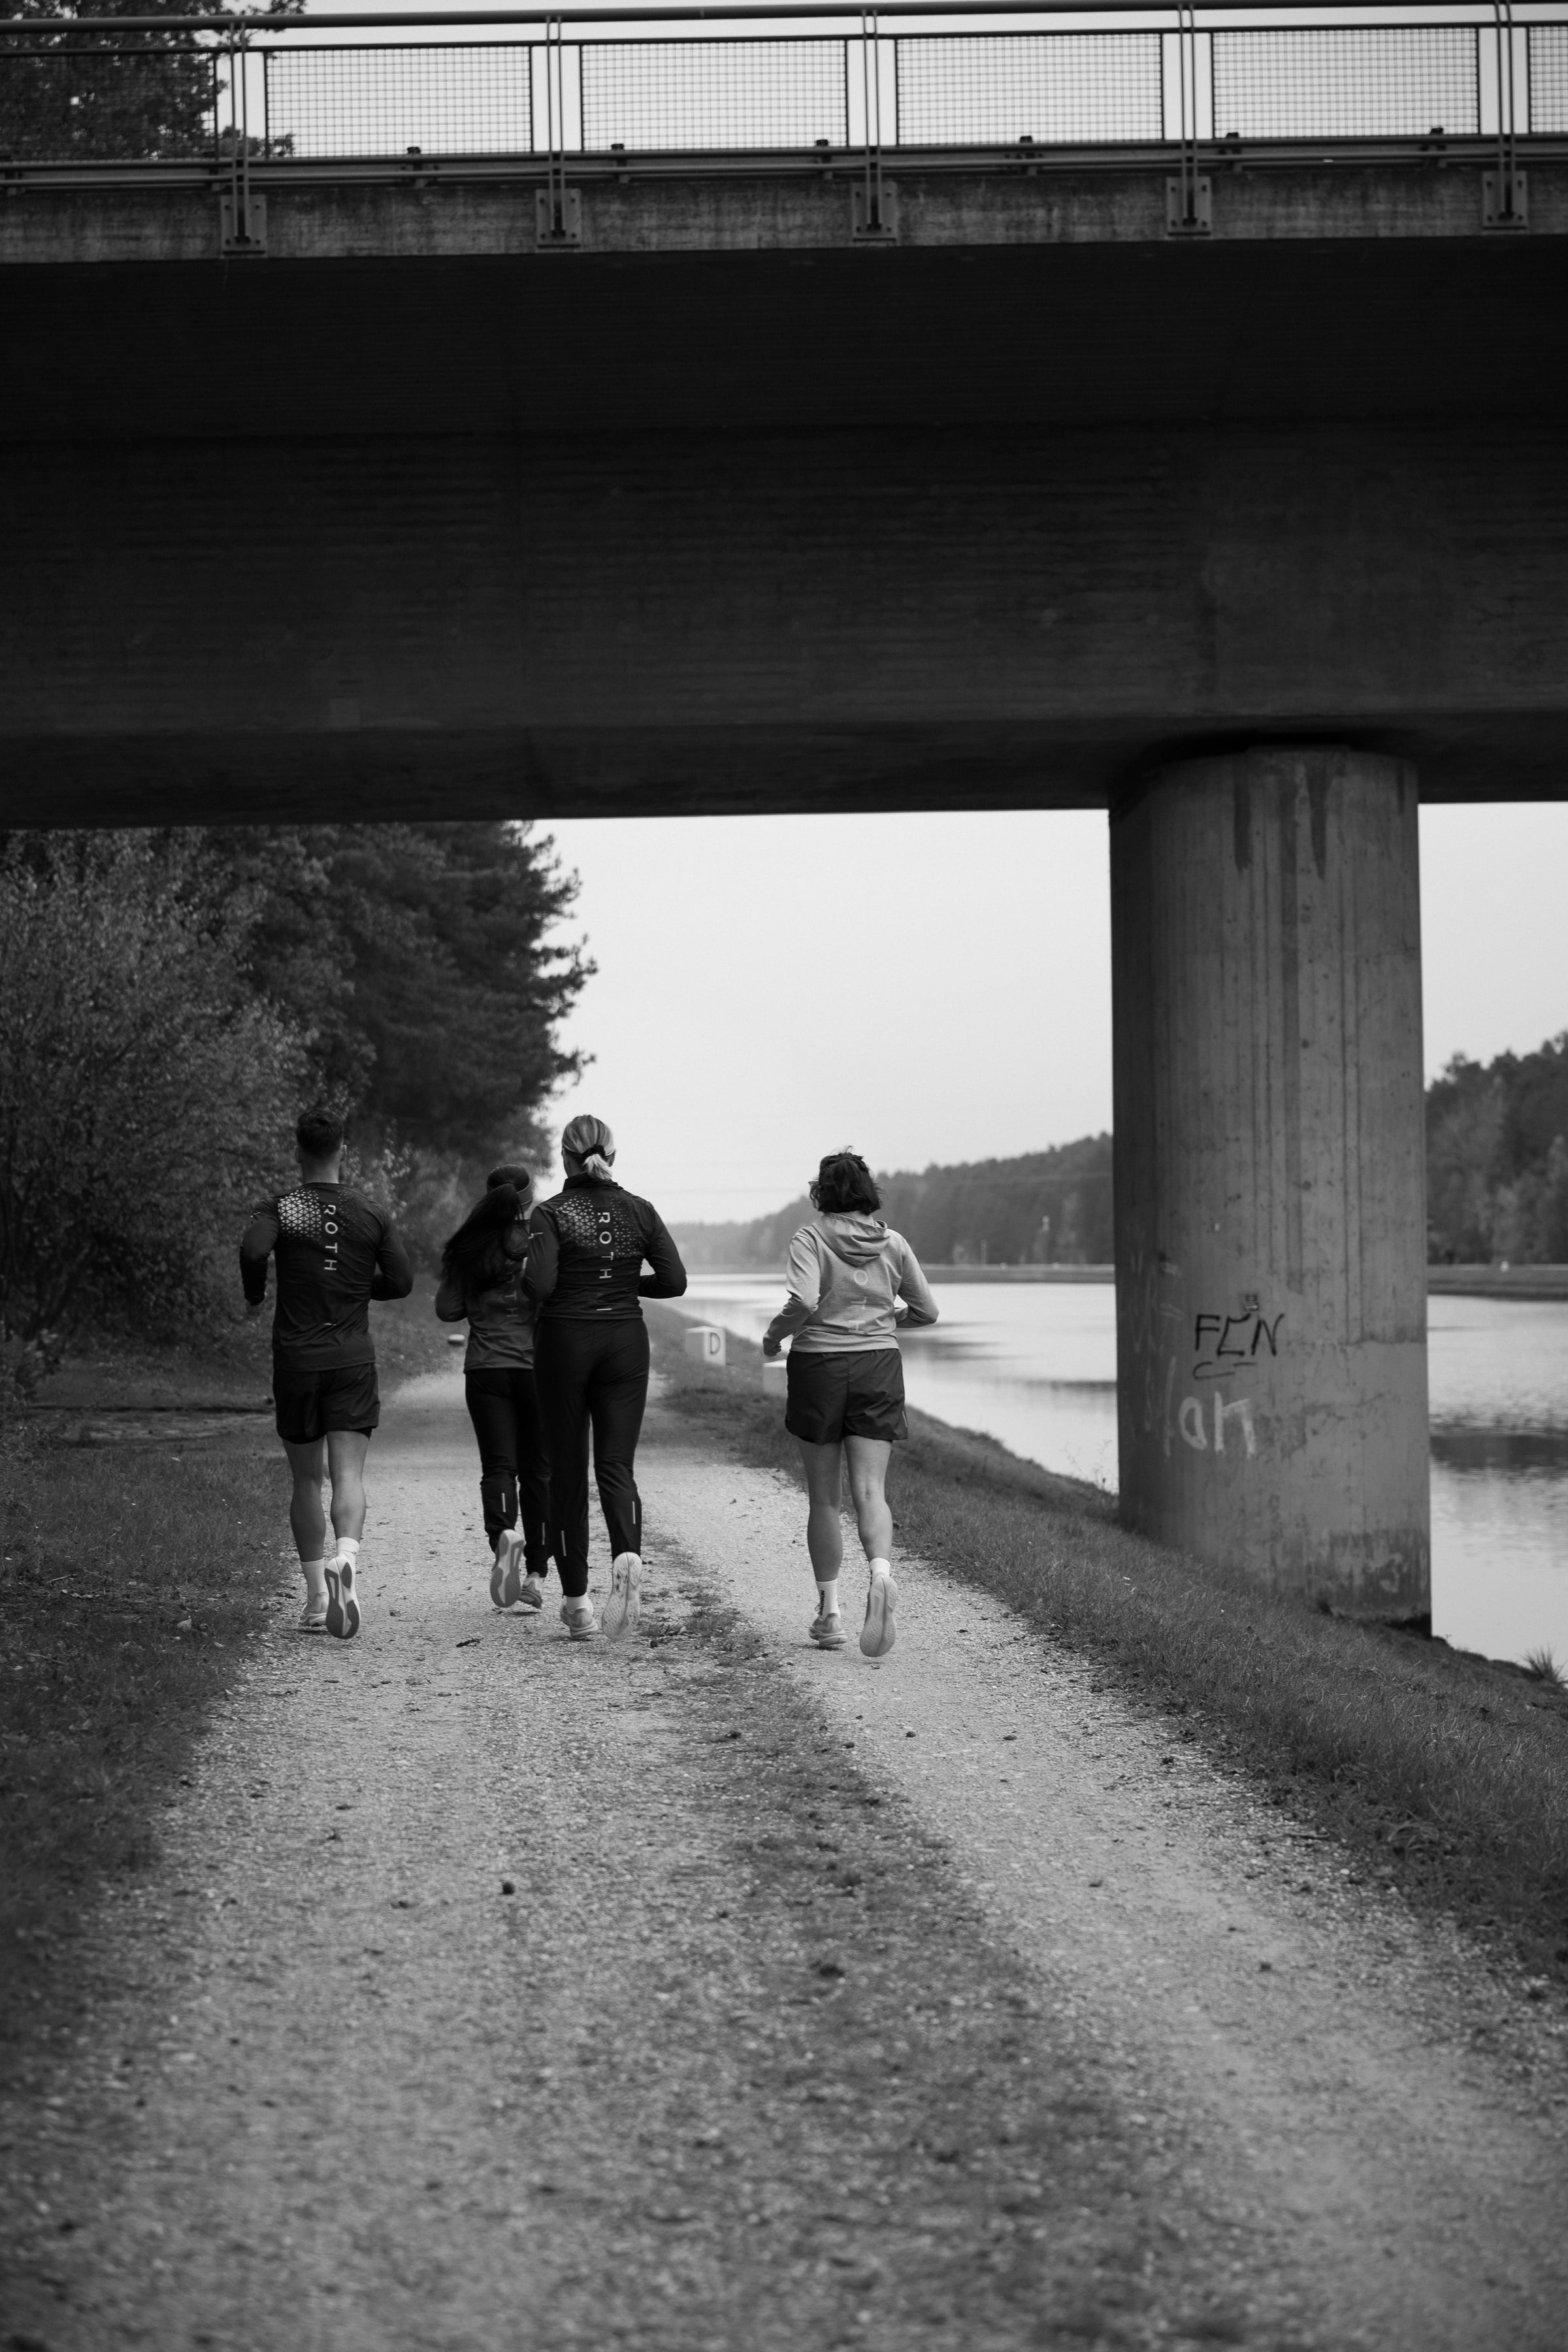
[675,1275,1568,1669]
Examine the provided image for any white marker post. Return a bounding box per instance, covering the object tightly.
[684,1325,727,1370]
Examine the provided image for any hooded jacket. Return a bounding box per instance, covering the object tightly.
[763,1213,939,1356]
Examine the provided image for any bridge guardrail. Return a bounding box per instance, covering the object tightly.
[1,5,1564,229]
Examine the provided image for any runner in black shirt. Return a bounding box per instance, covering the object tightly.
[526,1114,686,1641]
[240,1108,413,1638]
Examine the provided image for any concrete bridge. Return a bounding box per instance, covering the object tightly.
[5,2,1568,1622]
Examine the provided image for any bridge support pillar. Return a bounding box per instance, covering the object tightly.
[1110,745,1429,1621]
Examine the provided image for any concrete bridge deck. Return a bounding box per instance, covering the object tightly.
[5,147,1568,826]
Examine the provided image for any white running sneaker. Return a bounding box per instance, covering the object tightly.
[808,1607,847,1650]
[561,1596,598,1642]
[491,1530,524,1610]
[325,1556,361,1641]
[298,1595,328,1635]
[860,1570,897,1659]
[603,1552,642,1642]
[516,1571,545,1613]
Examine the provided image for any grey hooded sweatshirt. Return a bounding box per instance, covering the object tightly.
[764,1213,939,1356]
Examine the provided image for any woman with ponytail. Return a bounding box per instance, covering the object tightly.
[525,1115,687,1641]
[436,1166,559,1614]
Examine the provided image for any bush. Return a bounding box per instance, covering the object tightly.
[0,834,308,1347]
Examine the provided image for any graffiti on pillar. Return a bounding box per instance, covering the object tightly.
[1120,1254,1273,1462]
[1177,1390,1258,1456]
[1191,1295,1283,1381]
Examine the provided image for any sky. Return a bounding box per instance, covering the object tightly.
[538,804,1568,1226]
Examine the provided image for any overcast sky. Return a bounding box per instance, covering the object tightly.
[538,804,1568,1225]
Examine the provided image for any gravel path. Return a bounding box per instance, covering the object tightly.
[3,1369,1565,2351]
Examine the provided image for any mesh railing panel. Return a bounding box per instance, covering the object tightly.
[581,39,846,152]
[1213,27,1478,139]
[264,45,532,159]
[0,44,218,163]
[896,33,1162,146]
[1529,24,1568,130]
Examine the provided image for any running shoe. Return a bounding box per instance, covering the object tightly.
[808,1607,847,1650]
[491,1531,524,1610]
[299,1595,328,1635]
[603,1552,642,1642]
[516,1571,545,1613]
[324,1556,361,1642]
[860,1571,897,1659]
[560,1597,598,1641]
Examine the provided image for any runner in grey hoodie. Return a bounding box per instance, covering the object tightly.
[762,1151,938,1658]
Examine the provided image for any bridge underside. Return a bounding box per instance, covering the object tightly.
[3,161,1567,824]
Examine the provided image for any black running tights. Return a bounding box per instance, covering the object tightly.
[533,1318,648,1598]
[464,1368,554,1573]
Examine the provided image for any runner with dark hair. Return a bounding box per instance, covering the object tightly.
[762,1149,938,1658]
[240,1109,414,1639]
[436,1164,560,1616]
[525,1115,687,1642]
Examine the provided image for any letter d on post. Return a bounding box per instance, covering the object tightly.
[684,1325,727,1371]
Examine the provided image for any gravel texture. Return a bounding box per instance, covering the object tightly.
[3,1367,1566,2351]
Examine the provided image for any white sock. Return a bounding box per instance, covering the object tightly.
[868,1557,892,1582]
[334,1537,361,1568]
[301,1558,327,1604]
[816,1579,840,1617]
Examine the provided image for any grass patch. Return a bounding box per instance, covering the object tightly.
[0,1429,282,2091]
[648,1304,1568,1990]
[0,1278,455,2094]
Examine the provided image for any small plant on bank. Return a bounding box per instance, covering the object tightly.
[1523,1645,1568,1690]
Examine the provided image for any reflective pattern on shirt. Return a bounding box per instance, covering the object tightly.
[239,1183,413,1366]
[526,1180,687,1320]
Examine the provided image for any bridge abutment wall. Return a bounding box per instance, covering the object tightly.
[1111,745,1429,1621]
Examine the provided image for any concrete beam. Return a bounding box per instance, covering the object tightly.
[3,421,1566,825]
[1111,745,1429,1622]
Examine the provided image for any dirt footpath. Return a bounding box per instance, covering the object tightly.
[3,1369,1565,2351]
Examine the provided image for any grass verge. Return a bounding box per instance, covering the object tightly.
[0,1279,455,2097]
[648,1303,1568,1991]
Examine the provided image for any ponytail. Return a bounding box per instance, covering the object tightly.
[561,1113,617,1184]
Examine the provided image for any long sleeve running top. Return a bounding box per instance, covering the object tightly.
[525,1177,687,1321]
[434,1263,540,1370]
[240,1183,414,1367]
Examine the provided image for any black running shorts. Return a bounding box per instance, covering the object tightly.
[272,1360,380,1445]
[784,1347,907,1445]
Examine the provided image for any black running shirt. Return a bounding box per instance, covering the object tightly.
[525,1178,687,1321]
[240,1184,414,1367]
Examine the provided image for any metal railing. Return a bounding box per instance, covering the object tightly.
[2,5,1565,172]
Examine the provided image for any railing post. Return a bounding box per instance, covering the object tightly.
[1484,0,1529,225]
[537,14,582,248]
[218,29,266,255]
[852,8,898,242]
[1166,3,1211,236]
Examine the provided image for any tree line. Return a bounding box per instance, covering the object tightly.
[676,1037,1568,1274]
[0,827,587,1367]
[674,1135,1115,1271]
[1426,1035,1568,1265]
